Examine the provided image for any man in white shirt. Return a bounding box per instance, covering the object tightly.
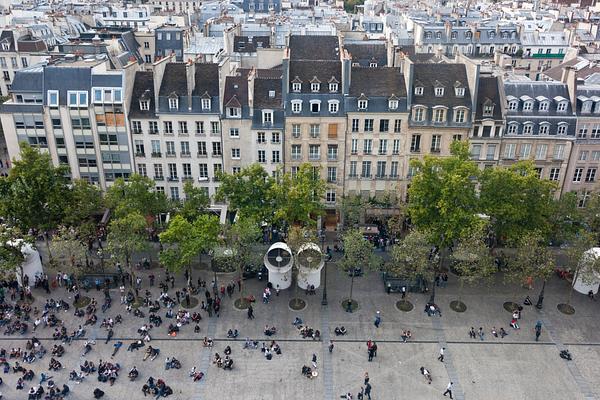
[438,347,445,362]
[443,381,453,399]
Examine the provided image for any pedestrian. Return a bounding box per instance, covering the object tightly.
[535,321,542,341]
[443,381,454,399]
[368,348,374,362]
[478,327,484,341]
[438,347,445,362]
[328,341,334,353]
[247,305,254,319]
[401,286,406,299]
[364,382,372,400]
[420,367,431,384]
[374,311,381,328]
[312,353,317,369]
[364,372,369,385]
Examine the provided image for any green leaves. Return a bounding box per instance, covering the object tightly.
[62,179,103,227]
[105,174,170,224]
[48,225,88,271]
[338,229,381,273]
[0,225,32,278]
[388,229,433,281]
[451,224,495,287]
[176,182,210,222]
[507,232,555,286]
[106,212,149,269]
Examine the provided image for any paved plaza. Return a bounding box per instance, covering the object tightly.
[1,249,600,400]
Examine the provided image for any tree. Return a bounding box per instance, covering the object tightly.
[339,195,364,229]
[479,161,556,245]
[581,192,600,242]
[105,174,170,225]
[388,229,433,300]
[450,224,496,305]
[49,225,88,273]
[338,229,381,310]
[507,233,555,302]
[0,143,71,260]
[548,192,583,246]
[0,225,32,282]
[215,164,274,223]
[159,214,220,279]
[407,141,480,248]
[563,231,600,306]
[62,179,103,227]
[176,182,210,222]
[272,163,327,227]
[106,212,149,282]
[386,201,408,242]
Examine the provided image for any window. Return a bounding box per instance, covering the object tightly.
[329,83,338,92]
[140,100,150,110]
[211,122,220,134]
[258,150,266,163]
[535,144,547,160]
[351,139,358,154]
[483,104,494,116]
[166,141,176,156]
[414,87,423,96]
[132,121,142,134]
[231,148,240,159]
[378,139,388,155]
[454,109,466,123]
[170,187,179,200]
[168,97,178,110]
[523,124,533,135]
[504,143,516,159]
[431,135,441,152]
[358,99,368,110]
[553,144,565,160]
[352,119,359,132]
[198,164,208,178]
[507,124,518,134]
[145,55,152,63]
[272,132,280,143]
[292,124,301,138]
[309,145,320,160]
[349,161,357,177]
[435,87,444,97]
[579,151,588,161]
[182,163,192,178]
[578,126,588,138]
[163,121,173,134]
[229,128,239,138]
[471,144,482,159]
[195,121,204,135]
[410,135,421,152]
[376,161,386,178]
[178,121,188,134]
[327,167,337,183]
[310,101,321,113]
[593,151,600,161]
[310,124,320,138]
[201,98,211,110]
[68,91,88,107]
[262,111,273,124]
[168,163,178,179]
[586,168,597,182]
[454,87,465,97]
[212,142,221,156]
[394,119,401,133]
[292,83,301,92]
[154,164,164,179]
[311,83,320,92]
[433,109,445,123]
[592,125,600,138]
[379,119,389,132]
[519,143,532,159]
[413,107,425,122]
[327,145,338,160]
[539,101,549,111]
[151,140,161,155]
[508,101,518,111]
[523,101,533,111]
[392,139,400,155]
[181,141,190,156]
[197,141,207,156]
[291,145,301,160]
[549,168,560,181]
[291,100,302,113]
[138,164,147,177]
[328,101,339,114]
[47,91,58,107]
[573,168,583,183]
[557,124,567,135]
[453,135,463,142]
[363,139,372,154]
[557,102,567,112]
[361,161,372,178]
[389,100,398,110]
[272,151,280,163]
[364,119,374,132]
[325,190,336,203]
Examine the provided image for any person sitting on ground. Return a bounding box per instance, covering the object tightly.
[500,327,508,338]
[292,317,303,327]
[224,346,231,356]
[334,326,347,336]
[491,327,498,337]
[227,329,238,338]
[468,327,476,339]
[524,296,532,306]
[301,365,312,377]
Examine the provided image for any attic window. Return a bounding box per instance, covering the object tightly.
[169,97,178,110]
[269,90,276,98]
[369,62,377,68]
[557,101,567,112]
[311,83,320,92]
[292,83,301,92]
[228,107,239,117]
[388,100,398,110]
[582,101,592,113]
[1,43,8,51]
[483,104,494,116]
[201,98,211,110]
[435,87,444,97]
[358,99,368,110]
[329,83,338,92]
[539,101,549,112]
[140,100,150,111]
[414,87,423,96]
[454,87,465,97]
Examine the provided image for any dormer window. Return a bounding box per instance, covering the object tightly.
[262,110,273,124]
[228,107,240,117]
[292,82,301,92]
[140,100,150,110]
[435,87,444,97]
[425,32,432,39]
[1,42,9,50]
[369,62,377,67]
[483,104,494,116]
[582,101,592,113]
[539,101,549,111]
[466,31,472,39]
[291,100,302,113]
[557,101,567,112]
[523,101,533,111]
[415,87,424,96]
[502,32,509,39]
[454,87,465,97]
[451,31,457,40]
[329,83,338,92]
[310,100,321,113]
[328,100,339,113]
[47,90,58,107]
[169,97,178,110]
[311,83,320,92]
[358,99,368,110]
[388,100,399,110]
[508,100,518,110]
[201,98,211,110]
[435,32,442,39]
[595,102,600,113]
[489,31,495,39]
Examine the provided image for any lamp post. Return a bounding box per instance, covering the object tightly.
[321,233,328,306]
[536,279,546,309]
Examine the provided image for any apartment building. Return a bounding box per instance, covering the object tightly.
[155,26,189,62]
[128,60,223,200]
[470,75,505,168]
[499,80,576,195]
[282,35,347,225]
[344,67,409,202]
[0,31,49,97]
[0,56,132,189]
[134,30,156,66]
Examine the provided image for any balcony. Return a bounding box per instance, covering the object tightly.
[212,152,222,157]
[378,151,387,156]
[132,130,143,135]
[327,154,338,161]
[271,140,281,144]
[308,155,321,161]
[291,155,302,160]
[178,131,189,136]
[375,174,387,179]
[182,176,194,182]
[181,152,191,158]
[430,148,441,153]
[257,140,267,144]
[195,131,206,136]
[166,152,176,158]
[410,147,420,153]
[348,174,358,178]
[149,130,159,135]
[135,152,145,157]
[154,176,164,181]
[164,131,174,136]
[327,178,337,183]
[167,176,179,182]
[151,152,162,158]
[197,152,208,158]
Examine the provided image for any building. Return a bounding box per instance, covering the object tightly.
[155,25,189,62]
[470,75,505,169]
[0,30,49,97]
[0,55,133,189]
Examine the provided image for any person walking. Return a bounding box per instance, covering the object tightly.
[374,311,381,328]
[364,372,369,385]
[328,341,334,353]
[364,382,372,400]
[401,286,406,299]
[535,321,542,342]
[420,367,431,384]
[247,305,254,319]
[438,347,445,362]
[443,381,454,399]
[311,353,317,369]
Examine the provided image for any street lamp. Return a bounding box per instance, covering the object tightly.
[320,233,328,306]
[536,280,546,309]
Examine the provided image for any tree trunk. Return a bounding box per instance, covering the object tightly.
[348,273,355,305]
[567,268,578,305]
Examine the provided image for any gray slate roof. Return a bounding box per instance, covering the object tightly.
[289,60,341,93]
[345,43,387,67]
[233,35,271,53]
[289,35,340,61]
[349,67,406,98]
[475,76,502,120]
[129,71,155,119]
[412,63,471,108]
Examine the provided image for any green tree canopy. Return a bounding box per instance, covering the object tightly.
[388,229,433,282]
[176,181,210,222]
[479,161,556,245]
[339,195,364,229]
[106,212,149,274]
[215,164,274,223]
[581,192,600,242]
[0,143,70,234]
[105,174,170,224]
[451,224,496,295]
[548,192,583,246]
[221,217,261,297]
[407,140,480,247]
[507,232,555,289]
[62,179,104,227]
[49,225,88,272]
[0,225,32,280]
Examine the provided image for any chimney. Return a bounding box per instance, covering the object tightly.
[562,66,577,112]
[186,60,195,111]
[248,67,256,117]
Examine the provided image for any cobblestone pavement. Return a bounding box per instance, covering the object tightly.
[2,247,600,400]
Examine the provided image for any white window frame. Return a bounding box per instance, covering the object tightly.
[507,123,518,134]
[228,107,240,118]
[454,87,465,97]
[388,100,398,110]
[201,98,211,110]
[169,97,178,110]
[262,110,273,124]
[292,83,301,92]
[309,100,321,113]
[508,101,518,111]
[140,100,150,111]
[310,83,320,92]
[67,90,88,108]
[47,90,59,107]
[538,124,549,135]
[539,101,549,111]
[523,123,533,135]
[413,107,425,122]
[557,101,567,112]
[435,87,444,97]
[557,123,567,135]
[291,100,302,113]
[414,87,423,96]
[329,83,338,92]
[454,108,466,123]
[523,101,533,111]
[328,100,339,114]
[358,99,368,110]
